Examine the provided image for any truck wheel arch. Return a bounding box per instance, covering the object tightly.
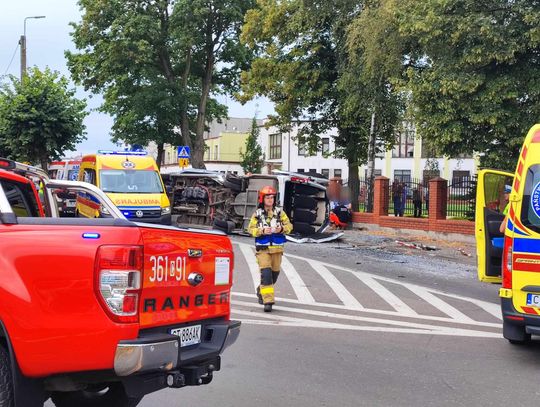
[0,320,47,406]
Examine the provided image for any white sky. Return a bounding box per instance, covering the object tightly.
[0,0,274,157]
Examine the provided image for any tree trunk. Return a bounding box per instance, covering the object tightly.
[179,47,192,150]
[192,47,214,169]
[156,143,164,170]
[40,155,48,173]
[366,111,376,213]
[348,158,360,213]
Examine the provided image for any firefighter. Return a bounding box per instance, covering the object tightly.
[248,186,293,312]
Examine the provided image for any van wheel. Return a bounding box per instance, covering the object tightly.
[503,320,531,345]
[0,345,14,407]
[51,383,142,407]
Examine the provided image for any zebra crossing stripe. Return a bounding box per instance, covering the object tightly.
[232,292,501,328]
[238,244,260,291]
[403,285,475,323]
[231,308,501,338]
[355,275,418,316]
[309,260,364,310]
[280,255,316,304]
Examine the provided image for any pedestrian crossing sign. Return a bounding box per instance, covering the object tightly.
[177,146,190,158]
[178,158,189,168]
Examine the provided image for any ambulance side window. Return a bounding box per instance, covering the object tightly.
[82,169,96,185]
[484,173,511,213]
[521,164,540,233]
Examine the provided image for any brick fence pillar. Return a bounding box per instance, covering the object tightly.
[429,177,448,221]
[373,176,389,217]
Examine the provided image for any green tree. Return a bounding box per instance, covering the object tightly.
[0,68,87,170]
[240,117,264,173]
[393,0,540,170]
[67,0,254,168]
[240,0,403,211]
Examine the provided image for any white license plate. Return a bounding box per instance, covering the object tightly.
[171,325,202,347]
[527,294,540,306]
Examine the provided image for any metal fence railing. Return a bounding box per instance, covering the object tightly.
[447,176,476,220]
[341,175,475,219]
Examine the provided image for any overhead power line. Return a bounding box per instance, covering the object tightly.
[3,41,20,76]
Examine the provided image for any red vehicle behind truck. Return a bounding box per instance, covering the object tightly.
[0,158,240,406]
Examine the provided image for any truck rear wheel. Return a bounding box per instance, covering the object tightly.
[0,345,14,407]
[51,383,142,407]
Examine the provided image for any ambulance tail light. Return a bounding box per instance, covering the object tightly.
[95,245,143,323]
[502,236,513,289]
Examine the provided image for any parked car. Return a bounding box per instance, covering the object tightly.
[168,170,343,243]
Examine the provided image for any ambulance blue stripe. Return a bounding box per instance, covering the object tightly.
[507,219,528,236]
[513,238,540,253]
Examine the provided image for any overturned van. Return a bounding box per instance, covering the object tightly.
[167,170,343,243]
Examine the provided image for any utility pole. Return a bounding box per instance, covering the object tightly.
[20,16,46,81]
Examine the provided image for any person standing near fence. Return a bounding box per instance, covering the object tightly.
[413,184,423,218]
[392,180,403,217]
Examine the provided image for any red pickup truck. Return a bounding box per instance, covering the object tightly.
[0,158,240,407]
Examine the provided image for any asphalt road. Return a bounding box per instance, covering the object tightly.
[46,234,540,406]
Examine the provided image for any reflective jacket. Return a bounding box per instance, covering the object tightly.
[248,206,293,251]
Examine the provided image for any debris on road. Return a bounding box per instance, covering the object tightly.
[396,240,438,251]
[458,248,472,257]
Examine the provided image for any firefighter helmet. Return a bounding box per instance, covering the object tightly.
[258,186,277,204]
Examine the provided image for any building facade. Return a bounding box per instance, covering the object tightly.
[159,118,260,174]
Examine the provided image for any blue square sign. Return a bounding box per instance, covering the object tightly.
[177,146,191,158]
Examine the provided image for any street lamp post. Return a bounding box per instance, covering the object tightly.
[19,15,46,81]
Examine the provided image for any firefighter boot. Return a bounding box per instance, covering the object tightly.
[264,303,273,312]
[256,286,263,304]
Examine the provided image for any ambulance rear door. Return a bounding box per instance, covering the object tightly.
[475,169,514,282]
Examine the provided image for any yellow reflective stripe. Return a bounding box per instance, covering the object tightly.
[260,286,274,295]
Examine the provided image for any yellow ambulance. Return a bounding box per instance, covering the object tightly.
[76,150,171,224]
[476,124,540,344]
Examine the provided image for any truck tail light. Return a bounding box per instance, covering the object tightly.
[502,236,513,289]
[95,245,143,323]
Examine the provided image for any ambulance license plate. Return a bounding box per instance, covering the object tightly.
[171,325,201,347]
[526,294,540,307]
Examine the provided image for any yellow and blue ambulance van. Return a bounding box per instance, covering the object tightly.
[476,124,540,343]
[76,150,171,224]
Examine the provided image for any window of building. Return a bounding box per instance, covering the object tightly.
[269,133,282,159]
[334,169,342,178]
[321,169,330,178]
[297,168,305,173]
[452,170,470,182]
[393,170,411,183]
[309,169,317,175]
[214,145,219,160]
[392,129,415,158]
[321,138,330,155]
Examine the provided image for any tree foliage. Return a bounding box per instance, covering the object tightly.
[67,0,254,168]
[240,117,264,173]
[392,0,540,170]
[0,68,87,169]
[240,0,404,210]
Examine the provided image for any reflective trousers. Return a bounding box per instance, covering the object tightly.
[255,249,283,304]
